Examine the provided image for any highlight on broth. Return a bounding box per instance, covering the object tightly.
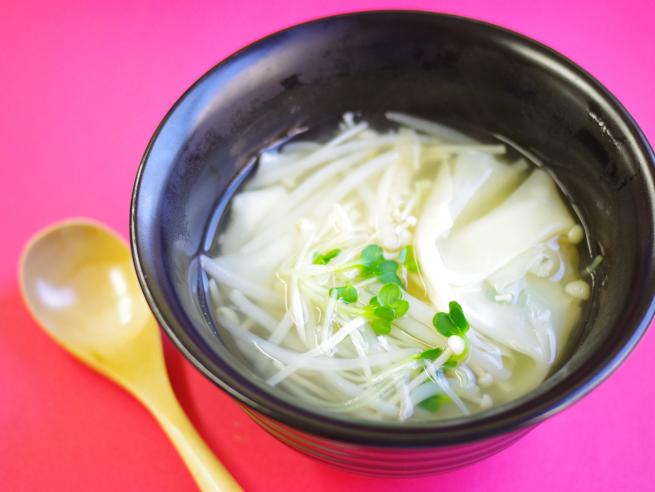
[200,112,595,422]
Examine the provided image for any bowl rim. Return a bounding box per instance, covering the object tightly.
[130,10,655,447]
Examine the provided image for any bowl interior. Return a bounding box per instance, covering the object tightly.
[131,12,655,445]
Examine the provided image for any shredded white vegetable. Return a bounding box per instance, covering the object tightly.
[202,113,590,422]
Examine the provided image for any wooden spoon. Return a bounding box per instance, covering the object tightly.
[19,219,241,492]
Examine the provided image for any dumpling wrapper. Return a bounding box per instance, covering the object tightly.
[218,185,294,287]
[449,151,527,222]
[220,186,288,253]
[415,152,530,310]
[453,155,528,225]
[440,169,575,286]
[417,157,581,383]
[456,275,581,374]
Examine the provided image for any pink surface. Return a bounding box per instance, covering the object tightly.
[1,1,654,490]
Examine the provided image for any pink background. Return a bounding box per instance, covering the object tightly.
[1,1,654,490]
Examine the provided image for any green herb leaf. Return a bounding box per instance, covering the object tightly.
[377,284,409,318]
[433,312,458,337]
[313,248,341,265]
[377,260,401,285]
[362,273,412,336]
[418,394,448,412]
[378,283,402,306]
[448,301,469,334]
[378,271,403,286]
[379,260,399,273]
[432,301,469,337]
[418,347,444,361]
[374,305,395,321]
[399,245,419,273]
[361,244,384,266]
[329,284,358,304]
[417,348,462,368]
[393,299,409,317]
[371,318,392,335]
[357,245,405,286]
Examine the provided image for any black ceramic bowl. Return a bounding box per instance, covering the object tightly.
[131,11,655,476]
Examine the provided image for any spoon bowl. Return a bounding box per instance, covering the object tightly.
[20,220,149,361]
[19,219,241,492]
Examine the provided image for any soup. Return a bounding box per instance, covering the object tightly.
[200,113,596,422]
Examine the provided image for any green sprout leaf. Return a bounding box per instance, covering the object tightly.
[417,347,444,361]
[363,282,411,336]
[377,284,409,317]
[358,245,403,286]
[393,299,409,317]
[418,394,449,413]
[420,301,470,368]
[329,284,358,304]
[374,305,396,321]
[432,301,469,338]
[448,301,469,333]
[379,260,399,274]
[371,318,392,335]
[399,245,419,273]
[433,312,458,337]
[417,348,460,368]
[313,248,341,265]
[378,271,402,286]
[378,283,402,305]
[361,244,384,269]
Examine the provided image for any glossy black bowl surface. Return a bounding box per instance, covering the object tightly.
[131,11,655,474]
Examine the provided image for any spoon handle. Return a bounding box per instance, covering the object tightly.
[140,382,243,492]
